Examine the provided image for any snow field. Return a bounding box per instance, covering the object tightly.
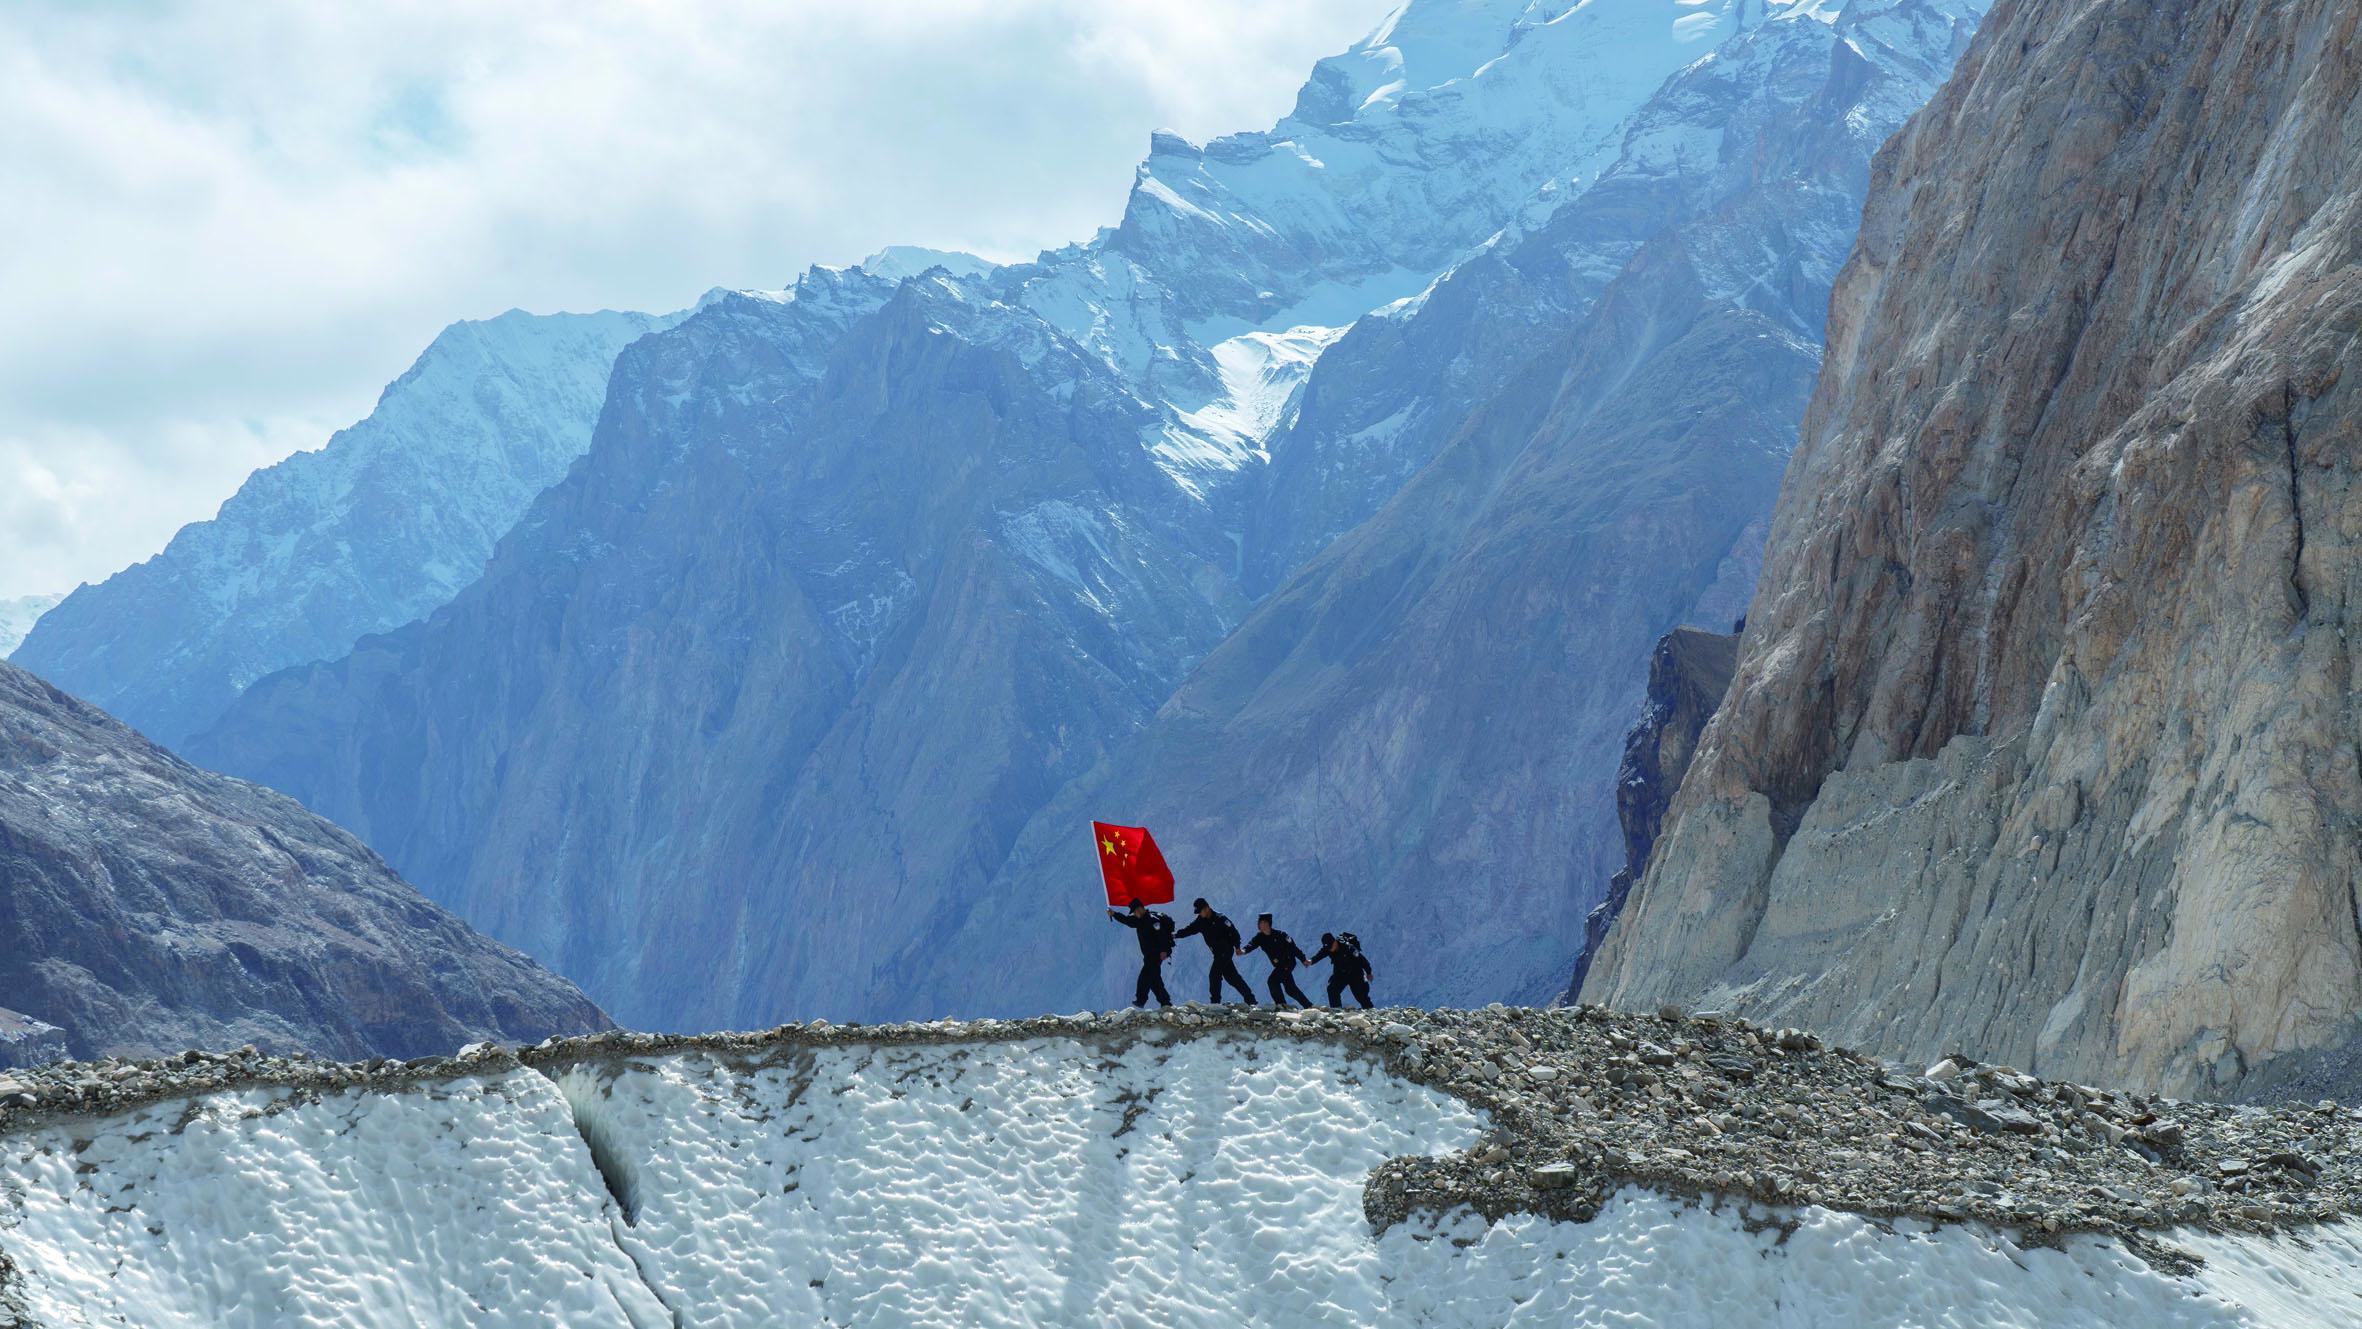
[0,1070,669,1329]
[1381,1195,2362,1328]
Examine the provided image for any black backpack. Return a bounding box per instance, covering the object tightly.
[1148,913,1176,946]
[1337,931,1363,960]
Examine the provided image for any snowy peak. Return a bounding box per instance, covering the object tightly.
[13,304,681,749]
[857,245,997,282]
[0,594,61,658]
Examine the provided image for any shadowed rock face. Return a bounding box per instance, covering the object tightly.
[0,661,610,1061]
[1588,0,2362,1097]
[1566,626,1740,1000]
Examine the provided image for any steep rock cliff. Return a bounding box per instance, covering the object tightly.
[1567,626,1741,999]
[1588,0,2362,1097]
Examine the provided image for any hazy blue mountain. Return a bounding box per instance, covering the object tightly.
[195,0,1979,1027]
[15,309,680,748]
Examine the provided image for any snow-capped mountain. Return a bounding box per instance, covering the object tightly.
[12,309,680,750]
[0,594,60,657]
[189,0,1979,1030]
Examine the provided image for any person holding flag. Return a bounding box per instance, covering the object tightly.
[1094,822,1178,1009]
[1108,899,1175,1009]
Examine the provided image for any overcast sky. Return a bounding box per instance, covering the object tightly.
[0,0,1395,601]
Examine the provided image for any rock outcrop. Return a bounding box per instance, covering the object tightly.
[0,1011,67,1071]
[1566,625,1740,999]
[0,661,610,1061]
[1587,0,2362,1098]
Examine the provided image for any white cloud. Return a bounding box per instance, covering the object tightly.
[0,0,1396,599]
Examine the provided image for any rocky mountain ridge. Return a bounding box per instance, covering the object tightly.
[933,0,1982,1018]
[0,660,609,1061]
[1586,0,2362,1097]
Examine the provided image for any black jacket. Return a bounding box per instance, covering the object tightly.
[1308,937,1372,981]
[1175,910,1242,955]
[1114,911,1175,958]
[1242,929,1307,969]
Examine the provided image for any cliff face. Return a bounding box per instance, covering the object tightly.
[1587,0,2362,1096]
[1566,626,1740,1000]
[0,661,609,1061]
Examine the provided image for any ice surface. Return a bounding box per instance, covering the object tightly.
[0,1069,669,1329]
[563,1032,1481,1326]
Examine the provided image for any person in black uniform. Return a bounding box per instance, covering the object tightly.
[1238,913,1313,1008]
[1174,897,1256,1004]
[1307,931,1375,1009]
[1107,899,1174,1008]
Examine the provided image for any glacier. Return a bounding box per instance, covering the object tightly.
[0,595,59,658]
[4,1015,2358,1328]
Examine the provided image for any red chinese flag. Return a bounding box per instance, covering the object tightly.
[1092,821,1176,906]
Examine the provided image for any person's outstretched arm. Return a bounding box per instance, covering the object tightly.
[1174,917,1206,940]
[1111,912,1140,930]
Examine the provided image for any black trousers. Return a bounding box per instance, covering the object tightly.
[1327,972,1372,1009]
[1266,966,1312,1008]
[1207,954,1256,1003]
[1134,956,1172,1008]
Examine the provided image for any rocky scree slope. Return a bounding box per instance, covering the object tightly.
[193,0,1982,1030]
[1587,0,2362,1098]
[5,1007,2362,1326]
[0,660,609,1062]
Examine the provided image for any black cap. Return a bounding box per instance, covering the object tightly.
[1321,932,1336,944]
[1127,898,1143,909]
[1192,897,1209,911]
[1257,913,1273,925]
